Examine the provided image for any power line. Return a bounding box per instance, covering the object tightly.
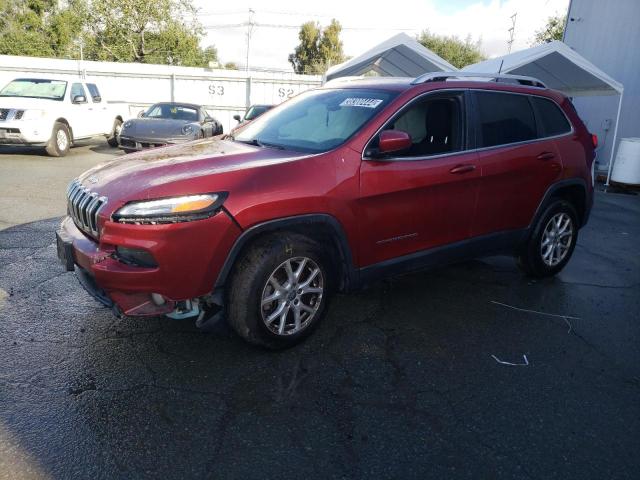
[201,21,423,32]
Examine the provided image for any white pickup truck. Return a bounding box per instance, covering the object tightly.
[0,77,125,156]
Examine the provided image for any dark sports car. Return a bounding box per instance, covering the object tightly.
[119,102,223,153]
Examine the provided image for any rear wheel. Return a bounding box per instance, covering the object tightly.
[45,122,71,157]
[517,199,578,277]
[227,233,331,349]
[107,118,122,147]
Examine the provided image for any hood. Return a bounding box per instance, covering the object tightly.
[123,118,191,137]
[0,96,64,110]
[78,138,311,207]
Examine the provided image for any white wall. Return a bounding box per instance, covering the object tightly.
[0,55,322,133]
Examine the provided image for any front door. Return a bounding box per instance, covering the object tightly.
[358,91,480,267]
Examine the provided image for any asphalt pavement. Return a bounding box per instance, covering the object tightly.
[0,190,638,479]
[0,141,121,230]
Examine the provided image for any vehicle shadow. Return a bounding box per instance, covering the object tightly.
[0,145,48,156]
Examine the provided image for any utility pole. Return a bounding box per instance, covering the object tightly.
[507,12,517,53]
[245,8,255,73]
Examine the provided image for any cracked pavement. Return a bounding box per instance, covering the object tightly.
[0,191,638,479]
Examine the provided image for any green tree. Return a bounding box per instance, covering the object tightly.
[289,19,345,74]
[532,14,565,45]
[417,30,485,69]
[0,0,218,67]
[0,0,84,58]
[82,0,217,67]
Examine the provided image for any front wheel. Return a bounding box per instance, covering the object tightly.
[107,118,122,147]
[45,122,71,157]
[517,199,578,277]
[227,233,332,349]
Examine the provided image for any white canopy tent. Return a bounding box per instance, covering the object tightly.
[325,33,457,81]
[463,40,624,184]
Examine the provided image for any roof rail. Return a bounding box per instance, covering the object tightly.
[411,71,547,88]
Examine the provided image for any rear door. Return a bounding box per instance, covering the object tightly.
[471,90,563,237]
[68,82,93,138]
[85,82,111,134]
[358,90,480,266]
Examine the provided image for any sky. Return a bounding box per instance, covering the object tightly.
[193,0,569,71]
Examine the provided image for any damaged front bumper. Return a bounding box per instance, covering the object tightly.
[56,213,241,317]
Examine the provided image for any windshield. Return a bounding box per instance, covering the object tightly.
[234,88,398,153]
[245,105,272,121]
[0,79,67,100]
[145,104,199,121]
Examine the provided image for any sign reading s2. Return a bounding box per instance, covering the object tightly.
[278,87,295,99]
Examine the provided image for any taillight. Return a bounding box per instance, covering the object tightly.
[591,133,598,149]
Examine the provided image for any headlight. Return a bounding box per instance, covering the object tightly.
[123,120,133,129]
[21,109,46,120]
[113,193,227,224]
[181,124,194,135]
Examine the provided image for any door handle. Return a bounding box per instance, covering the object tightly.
[537,152,555,160]
[449,164,476,174]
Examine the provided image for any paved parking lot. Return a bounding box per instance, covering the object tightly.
[0,141,121,230]
[0,186,638,479]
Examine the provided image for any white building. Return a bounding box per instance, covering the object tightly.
[563,0,640,174]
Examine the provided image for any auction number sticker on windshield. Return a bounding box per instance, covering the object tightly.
[340,98,384,108]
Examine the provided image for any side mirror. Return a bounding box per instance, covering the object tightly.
[377,130,412,155]
[233,114,241,122]
[138,111,146,118]
[72,94,86,104]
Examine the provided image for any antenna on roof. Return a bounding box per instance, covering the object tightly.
[498,59,504,74]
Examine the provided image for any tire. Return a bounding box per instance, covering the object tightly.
[517,199,579,278]
[227,233,332,349]
[45,122,71,157]
[107,118,122,147]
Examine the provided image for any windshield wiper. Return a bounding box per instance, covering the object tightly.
[235,138,286,150]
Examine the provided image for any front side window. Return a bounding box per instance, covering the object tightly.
[531,96,571,137]
[86,83,101,103]
[70,83,87,102]
[372,93,464,158]
[0,78,67,101]
[476,91,536,148]
[234,88,397,153]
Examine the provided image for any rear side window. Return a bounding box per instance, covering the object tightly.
[531,96,571,137]
[86,83,101,103]
[476,91,536,148]
[70,83,87,102]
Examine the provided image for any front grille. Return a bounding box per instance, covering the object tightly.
[14,110,24,120]
[0,109,9,121]
[66,180,107,237]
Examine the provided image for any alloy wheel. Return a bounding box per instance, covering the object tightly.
[540,212,573,266]
[260,256,324,336]
[56,129,68,151]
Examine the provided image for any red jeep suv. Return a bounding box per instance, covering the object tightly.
[57,72,595,348]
